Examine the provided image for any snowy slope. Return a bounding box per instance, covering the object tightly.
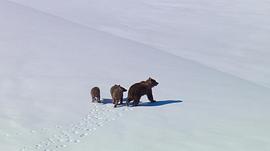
[9,0,270,88]
[0,0,270,151]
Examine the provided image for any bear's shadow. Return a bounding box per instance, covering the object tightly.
[101,98,182,107]
[139,100,182,107]
[101,98,114,104]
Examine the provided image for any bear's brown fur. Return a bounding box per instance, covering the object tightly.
[127,77,159,106]
[91,87,101,103]
[111,85,127,107]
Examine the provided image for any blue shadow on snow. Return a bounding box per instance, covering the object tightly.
[139,100,183,107]
[101,98,182,107]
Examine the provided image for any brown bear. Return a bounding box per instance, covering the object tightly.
[127,77,159,106]
[110,85,127,107]
[90,87,101,103]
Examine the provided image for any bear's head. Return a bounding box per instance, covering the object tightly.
[116,85,127,92]
[120,85,127,92]
[146,77,159,87]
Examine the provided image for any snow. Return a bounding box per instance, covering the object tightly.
[8,0,270,88]
[0,0,270,151]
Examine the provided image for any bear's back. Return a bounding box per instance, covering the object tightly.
[128,81,150,97]
[110,85,118,97]
[91,87,100,96]
[112,87,124,100]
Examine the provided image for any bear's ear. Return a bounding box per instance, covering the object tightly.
[122,87,127,92]
[148,77,152,80]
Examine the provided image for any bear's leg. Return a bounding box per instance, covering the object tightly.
[133,96,141,106]
[97,95,101,103]
[126,97,132,106]
[92,97,95,102]
[147,89,156,102]
[133,100,139,106]
[114,99,118,108]
[120,97,123,105]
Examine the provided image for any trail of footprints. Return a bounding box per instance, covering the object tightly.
[20,103,133,151]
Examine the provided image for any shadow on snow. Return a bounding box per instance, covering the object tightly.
[101,98,183,107]
[139,100,182,107]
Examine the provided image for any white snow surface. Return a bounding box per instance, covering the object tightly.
[8,0,270,88]
[0,0,270,151]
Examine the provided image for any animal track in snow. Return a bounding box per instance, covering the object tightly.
[19,102,133,151]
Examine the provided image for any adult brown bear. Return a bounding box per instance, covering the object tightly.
[127,78,159,106]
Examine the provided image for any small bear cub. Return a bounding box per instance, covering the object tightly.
[91,87,101,103]
[110,85,127,108]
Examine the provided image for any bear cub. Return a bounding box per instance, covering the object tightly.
[91,87,101,103]
[110,85,127,108]
[127,77,159,106]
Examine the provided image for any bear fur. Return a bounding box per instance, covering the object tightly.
[127,77,159,106]
[110,85,127,107]
[91,87,101,103]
